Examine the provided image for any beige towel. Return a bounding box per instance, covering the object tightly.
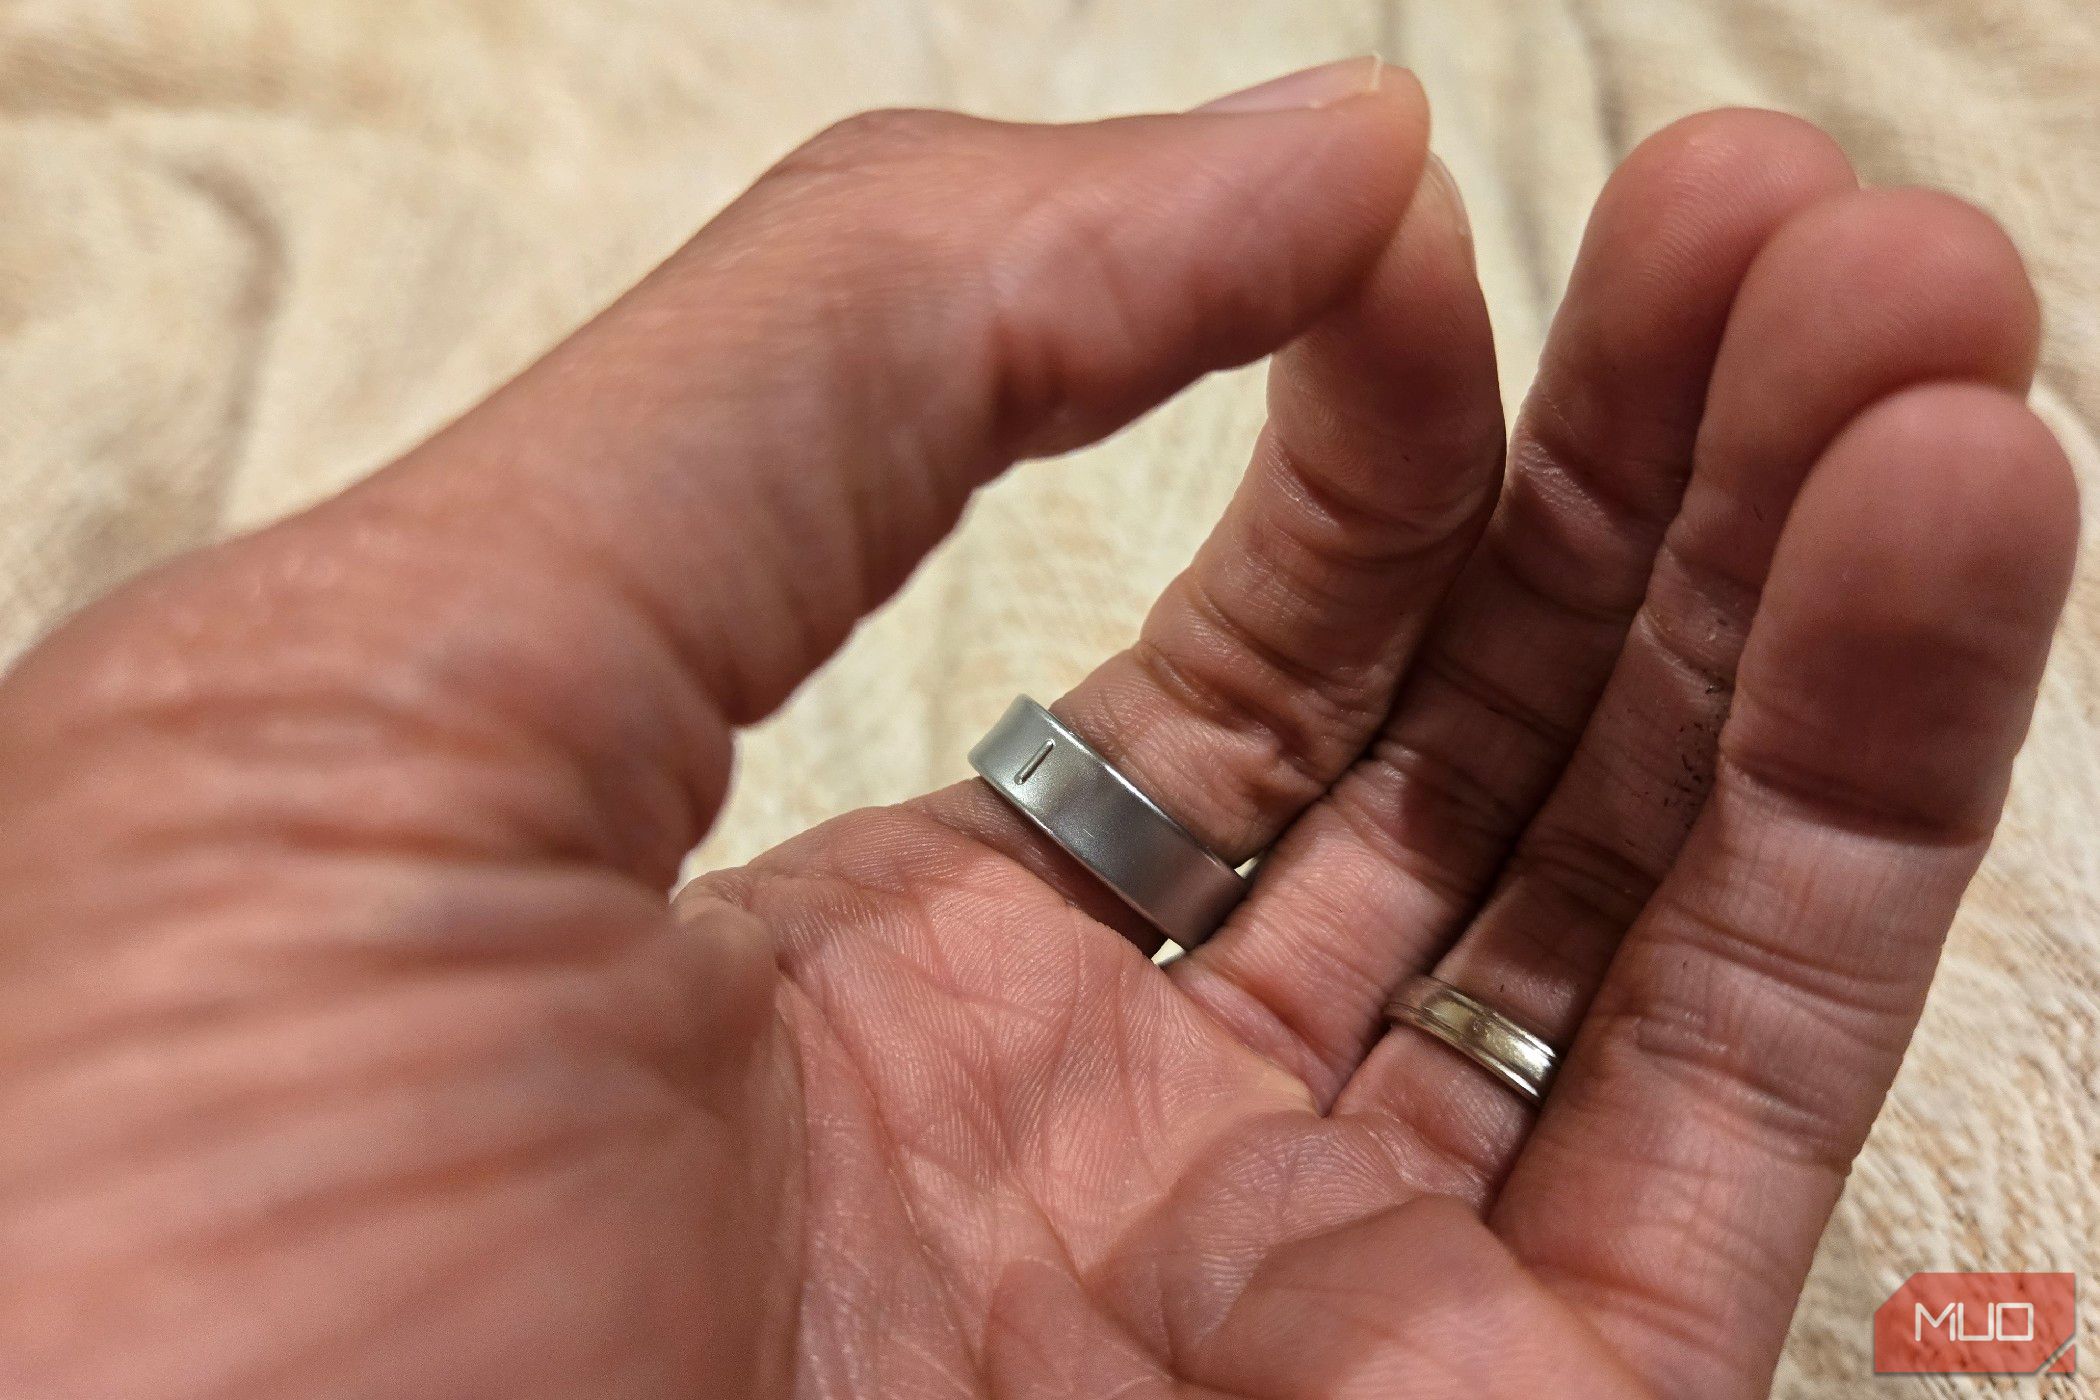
[1,3,2093,1393]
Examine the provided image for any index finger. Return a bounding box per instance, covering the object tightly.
[0,77,1429,890]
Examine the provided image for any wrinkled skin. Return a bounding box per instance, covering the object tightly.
[0,61,2077,1400]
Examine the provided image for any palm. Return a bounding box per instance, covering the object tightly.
[702,802,1600,1399]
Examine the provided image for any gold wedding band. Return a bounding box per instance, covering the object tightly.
[1386,975,1558,1103]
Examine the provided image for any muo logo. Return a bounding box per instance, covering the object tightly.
[1874,1272,2076,1375]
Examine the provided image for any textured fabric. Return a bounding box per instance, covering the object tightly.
[1,4,2093,1393]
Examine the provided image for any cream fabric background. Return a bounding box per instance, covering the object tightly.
[1,3,2093,1393]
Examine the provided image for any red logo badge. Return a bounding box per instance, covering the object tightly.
[1874,1272,2076,1374]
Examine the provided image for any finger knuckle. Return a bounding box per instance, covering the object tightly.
[772,106,978,189]
[749,107,1003,345]
[1502,828,1660,943]
[778,114,1157,447]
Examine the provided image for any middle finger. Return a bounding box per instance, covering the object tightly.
[1176,109,1858,1094]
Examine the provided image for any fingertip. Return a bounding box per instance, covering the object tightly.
[1733,380,2078,837]
[1184,58,1430,213]
[1893,186,2045,374]
[1527,106,1857,472]
[1364,61,1431,136]
[1575,107,1857,304]
[1194,55,1386,114]
[1796,382,2078,627]
[1244,57,1431,206]
[1410,152,1473,249]
[1624,107,1856,196]
[1748,185,2042,390]
[990,69,1434,456]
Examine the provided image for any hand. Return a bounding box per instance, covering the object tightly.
[1,59,2074,1399]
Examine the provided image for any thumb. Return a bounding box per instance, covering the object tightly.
[3,59,1429,884]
